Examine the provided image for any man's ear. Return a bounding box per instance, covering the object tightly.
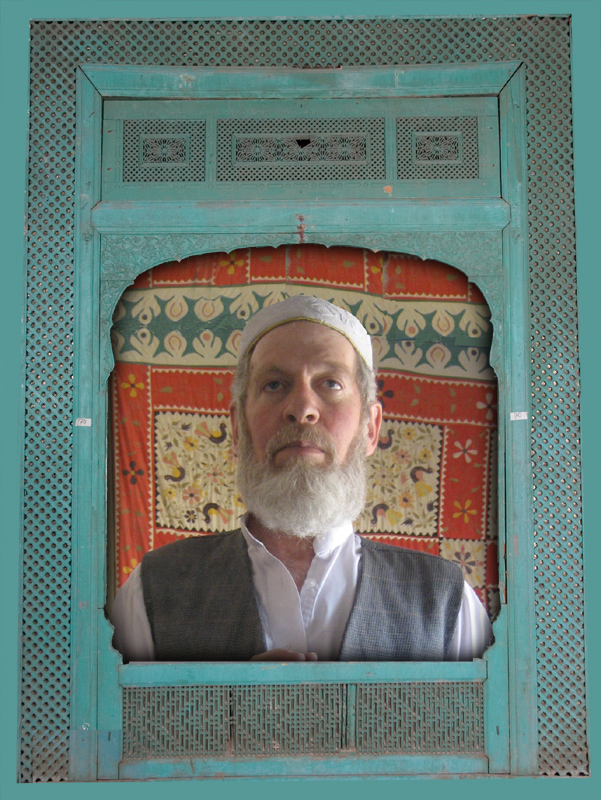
[230,403,239,453]
[365,401,383,457]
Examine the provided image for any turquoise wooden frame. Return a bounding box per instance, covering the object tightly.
[100,94,501,201]
[71,62,531,780]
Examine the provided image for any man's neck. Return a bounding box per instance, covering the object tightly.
[246,515,315,592]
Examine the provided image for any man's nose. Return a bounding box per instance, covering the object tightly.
[284,383,319,424]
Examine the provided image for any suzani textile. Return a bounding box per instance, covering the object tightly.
[111,245,499,617]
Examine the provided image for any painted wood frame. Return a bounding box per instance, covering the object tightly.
[71,62,530,780]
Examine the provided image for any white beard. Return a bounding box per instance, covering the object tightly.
[236,419,368,539]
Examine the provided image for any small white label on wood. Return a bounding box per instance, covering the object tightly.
[75,418,92,427]
[510,411,528,421]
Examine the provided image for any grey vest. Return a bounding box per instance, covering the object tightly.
[141,530,464,661]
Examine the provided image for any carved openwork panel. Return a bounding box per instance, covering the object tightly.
[19,15,584,781]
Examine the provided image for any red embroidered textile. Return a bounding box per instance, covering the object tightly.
[111,245,498,617]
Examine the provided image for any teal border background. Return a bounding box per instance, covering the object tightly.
[0,1,598,798]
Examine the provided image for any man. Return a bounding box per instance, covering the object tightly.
[111,295,492,662]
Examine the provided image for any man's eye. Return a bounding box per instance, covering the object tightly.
[264,380,283,392]
[324,379,342,390]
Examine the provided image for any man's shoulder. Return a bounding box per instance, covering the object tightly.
[359,537,463,579]
[142,530,244,564]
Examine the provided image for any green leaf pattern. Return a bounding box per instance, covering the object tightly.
[112,284,493,379]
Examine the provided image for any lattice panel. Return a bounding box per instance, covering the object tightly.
[122,682,483,758]
[23,15,585,780]
[20,731,70,784]
[356,682,484,754]
[123,684,347,758]
[397,116,479,179]
[123,686,229,758]
[232,684,347,756]
[217,117,386,181]
[122,120,205,182]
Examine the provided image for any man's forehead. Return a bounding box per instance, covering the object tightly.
[248,320,359,371]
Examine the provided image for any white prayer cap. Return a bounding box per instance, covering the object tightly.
[239,295,373,368]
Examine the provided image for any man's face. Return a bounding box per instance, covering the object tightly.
[232,320,381,468]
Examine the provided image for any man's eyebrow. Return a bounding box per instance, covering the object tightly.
[252,361,355,381]
[317,360,356,377]
[251,365,290,381]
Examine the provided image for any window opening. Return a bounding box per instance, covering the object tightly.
[107,244,499,634]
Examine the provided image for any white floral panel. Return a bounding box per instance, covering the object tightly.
[154,411,244,533]
[357,420,442,536]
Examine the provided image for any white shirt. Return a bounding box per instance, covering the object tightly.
[111,517,493,662]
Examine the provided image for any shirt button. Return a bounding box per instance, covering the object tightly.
[306,578,317,588]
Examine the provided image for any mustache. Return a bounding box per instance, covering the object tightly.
[265,424,337,461]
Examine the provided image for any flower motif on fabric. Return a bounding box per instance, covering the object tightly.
[123,461,144,485]
[220,252,246,276]
[476,392,497,422]
[123,557,138,575]
[454,544,478,574]
[376,378,394,410]
[182,486,201,505]
[452,499,477,524]
[398,491,414,509]
[394,449,412,468]
[441,541,485,588]
[121,373,145,398]
[453,439,478,463]
[183,435,200,453]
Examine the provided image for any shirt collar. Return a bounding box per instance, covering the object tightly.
[239,514,354,558]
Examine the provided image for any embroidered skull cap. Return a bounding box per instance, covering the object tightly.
[239,295,373,369]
